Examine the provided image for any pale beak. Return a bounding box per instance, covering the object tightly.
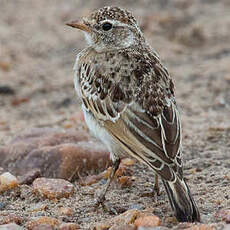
[66,19,91,32]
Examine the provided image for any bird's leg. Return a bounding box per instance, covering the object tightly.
[95,157,120,206]
[154,174,161,196]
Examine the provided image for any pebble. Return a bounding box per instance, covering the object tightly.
[33,225,54,230]
[59,223,80,230]
[0,62,10,71]
[58,207,74,216]
[134,215,161,228]
[0,223,22,230]
[110,224,135,230]
[33,178,74,200]
[216,209,230,223]
[0,202,6,210]
[26,217,60,230]
[92,209,141,229]
[118,176,133,188]
[0,172,19,192]
[11,97,29,106]
[178,223,217,230]
[0,214,24,225]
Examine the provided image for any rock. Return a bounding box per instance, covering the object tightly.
[0,62,10,72]
[0,172,19,192]
[92,209,141,229]
[182,223,217,230]
[59,223,80,230]
[0,202,6,210]
[33,178,74,200]
[121,158,135,166]
[11,97,29,106]
[118,176,133,188]
[27,203,48,212]
[137,227,169,230]
[134,215,161,228]
[216,209,230,223]
[58,207,74,216]
[0,214,24,225]
[90,223,111,230]
[0,223,22,230]
[0,128,110,180]
[26,217,60,230]
[33,225,54,230]
[110,224,135,230]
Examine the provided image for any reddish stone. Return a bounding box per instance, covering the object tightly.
[59,223,80,230]
[26,217,60,230]
[134,215,161,228]
[33,178,74,200]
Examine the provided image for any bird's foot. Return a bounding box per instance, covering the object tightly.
[94,195,117,215]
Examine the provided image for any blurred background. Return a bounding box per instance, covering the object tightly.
[0,0,230,145]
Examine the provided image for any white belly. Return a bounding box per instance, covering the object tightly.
[82,106,118,161]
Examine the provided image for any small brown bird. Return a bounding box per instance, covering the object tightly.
[67,6,200,222]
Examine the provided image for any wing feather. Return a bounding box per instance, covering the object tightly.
[77,51,183,182]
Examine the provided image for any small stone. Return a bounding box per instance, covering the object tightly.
[80,174,103,186]
[121,158,135,166]
[11,97,29,106]
[110,224,135,230]
[59,223,80,230]
[0,172,19,192]
[33,178,74,200]
[138,227,169,230]
[0,62,10,71]
[28,203,48,213]
[185,224,216,230]
[58,207,74,216]
[91,223,111,230]
[33,224,54,230]
[0,214,24,225]
[113,209,141,225]
[0,202,6,210]
[118,176,132,188]
[134,215,161,228]
[216,209,230,223]
[26,217,60,230]
[0,223,22,230]
[92,209,141,229]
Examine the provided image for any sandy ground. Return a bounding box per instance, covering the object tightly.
[0,0,230,229]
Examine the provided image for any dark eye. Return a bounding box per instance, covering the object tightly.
[102,22,112,31]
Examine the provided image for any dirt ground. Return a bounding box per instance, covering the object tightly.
[0,0,230,229]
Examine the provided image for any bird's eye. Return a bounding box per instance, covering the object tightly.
[102,22,112,31]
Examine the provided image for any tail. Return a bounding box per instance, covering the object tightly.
[163,178,200,222]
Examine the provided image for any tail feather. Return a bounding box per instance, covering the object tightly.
[163,178,200,222]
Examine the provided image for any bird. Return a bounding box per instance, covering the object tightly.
[66,6,200,222]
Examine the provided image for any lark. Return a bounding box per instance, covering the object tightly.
[66,6,200,222]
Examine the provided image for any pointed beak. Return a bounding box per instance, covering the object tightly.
[66,19,91,32]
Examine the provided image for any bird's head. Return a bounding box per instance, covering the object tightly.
[66,6,144,52]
